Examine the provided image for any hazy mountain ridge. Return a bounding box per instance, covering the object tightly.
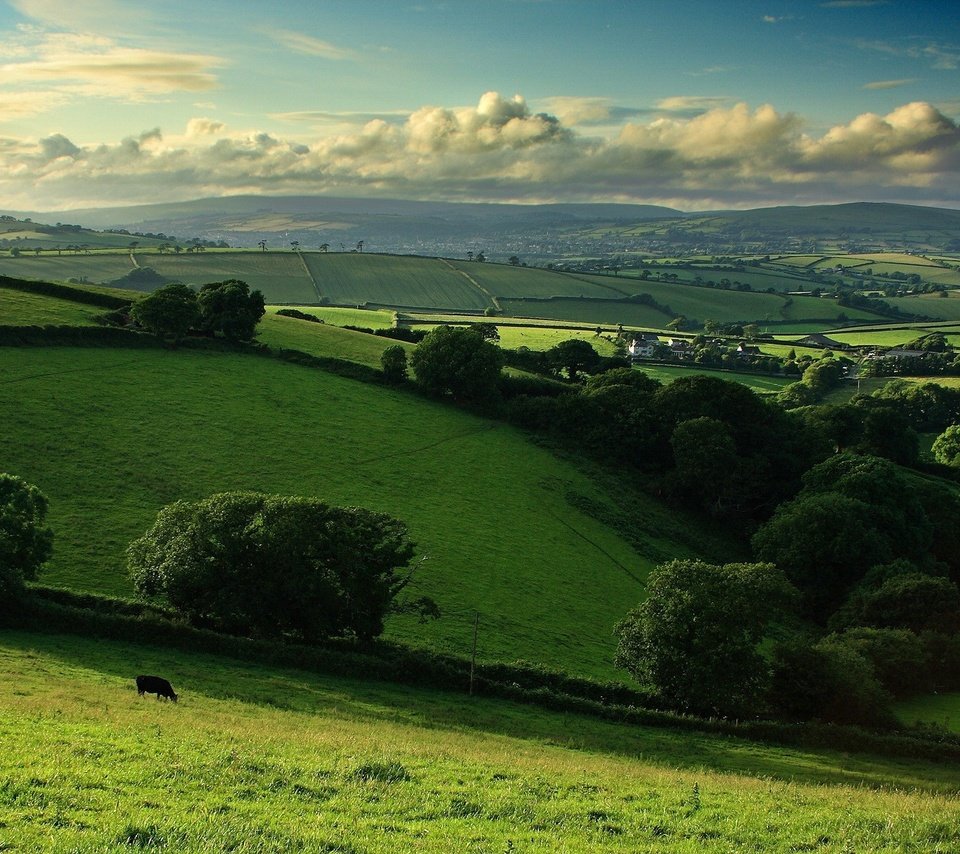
[3,197,960,257]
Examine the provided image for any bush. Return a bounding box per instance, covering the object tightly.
[0,474,53,601]
[410,325,503,404]
[380,345,408,384]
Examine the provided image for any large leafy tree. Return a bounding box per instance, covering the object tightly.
[197,279,265,341]
[410,325,503,403]
[130,282,200,341]
[128,492,417,641]
[0,474,53,599]
[547,339,601,382]
[614,559,796,717]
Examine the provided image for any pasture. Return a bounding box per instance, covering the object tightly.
[3,631,959,853]
[0,286,105,325]
[302,254,491,311]
[257,312,411,368]
[632,364,794,394]
[0,345,710,678]
[894,692,960,734]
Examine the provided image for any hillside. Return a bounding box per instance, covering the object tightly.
[8,197,959,257]
[0,342,723,679]
[4,631,959,852]
[0,249,903,327]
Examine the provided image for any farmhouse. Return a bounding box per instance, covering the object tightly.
[627,333,661,360]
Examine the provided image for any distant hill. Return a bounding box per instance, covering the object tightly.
[7,196,958,256]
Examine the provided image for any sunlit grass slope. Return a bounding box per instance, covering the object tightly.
[0,286,105,325]
[257,312,412,368]
[3,631,959,853]
[0,345,698,678]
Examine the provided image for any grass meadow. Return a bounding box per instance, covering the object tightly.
[302,254,491,311]
[143,252,319,303]
[0,286,106,325]
[894,693,960,734]
[3,630,959,853]
[257,313,412,368]
[632,364,794,394]
[0,345,711,679]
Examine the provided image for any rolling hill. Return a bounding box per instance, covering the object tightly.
[0,336,726,680]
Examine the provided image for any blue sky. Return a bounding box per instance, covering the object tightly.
[0,0,957,210]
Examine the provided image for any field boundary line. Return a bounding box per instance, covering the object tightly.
[0,358,145,385]
[353,423,496,465]
[297,253,323,301]
[545,507,645,586]
[440,259,501,312]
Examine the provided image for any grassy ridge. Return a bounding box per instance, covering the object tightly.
[0,287,106,325]
[0,345,703,678]
[3,631,959,852]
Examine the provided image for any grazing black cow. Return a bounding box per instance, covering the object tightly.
[136,675,178,702]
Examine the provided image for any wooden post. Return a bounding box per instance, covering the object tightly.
[469,611,479,696]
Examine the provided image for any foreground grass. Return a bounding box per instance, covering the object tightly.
[0,345,702,678]
[3,631,959,853]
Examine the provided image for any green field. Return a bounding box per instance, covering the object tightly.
[0,252,134,284]
[303,254,491,311]
[448,262,632,300]
[3,631,959,853]
[271,305,397,328]
[144,252,318,302]
[257,312,413,367]
[633,364,794,394]
[0,345,718,679]
[0,286,106,325]
[894,692,960,734]
[886,293,960,321]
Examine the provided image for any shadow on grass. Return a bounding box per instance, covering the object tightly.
[1,628,955,793]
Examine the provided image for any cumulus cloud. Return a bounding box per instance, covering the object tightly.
[1,92,958,209]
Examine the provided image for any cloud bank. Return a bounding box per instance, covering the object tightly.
[2,92,958,210]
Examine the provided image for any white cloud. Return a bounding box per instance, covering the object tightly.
[0,29,225,105]
[266,29,357,61]
[0,93,958,209]
[863,79,916,90]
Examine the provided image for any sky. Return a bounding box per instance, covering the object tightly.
[0,0,958,212]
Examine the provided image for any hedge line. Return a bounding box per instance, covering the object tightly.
[0,325,162,347]
[0,276,132,309]
[13,591,960,764]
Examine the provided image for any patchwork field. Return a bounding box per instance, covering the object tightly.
[0,287,106,325]
[3,631,959,853]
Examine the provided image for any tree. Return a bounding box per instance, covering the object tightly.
[290,240,300,252]
[933,424,960,467]
[319,243,329,253]
[0,474,53,599]
[508,255,520,266]
[197,279,265,341]
[257,240,267,252]
[614,559,796,717]
[356,240,364,253]
[130,283,200,342]
[547,339,601,382]
[668,417,739,513]
[128,492,418,642]
[410,325,503,403]
[380,345,408,384]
